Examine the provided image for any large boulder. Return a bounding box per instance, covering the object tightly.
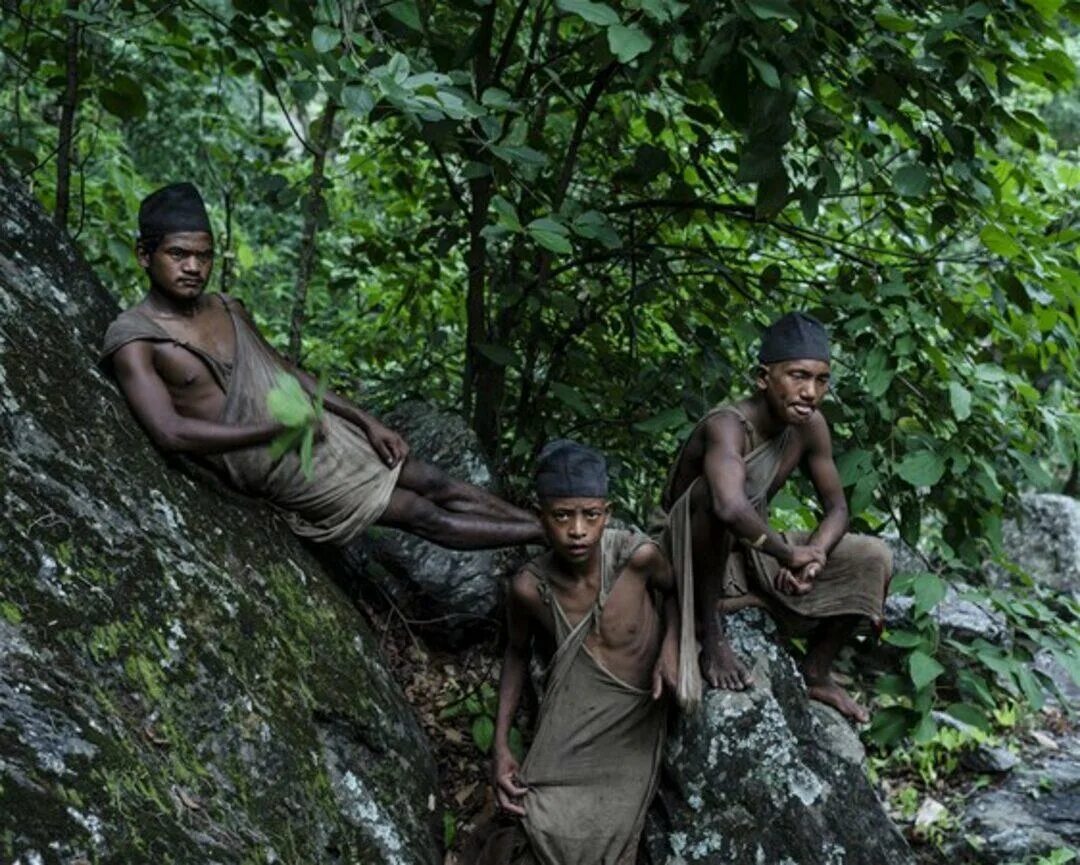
[0,168,440,862]
[644,609,914,865]
[993,493,1080,592]
[885,584,1011,648]
[954,733,1080,863]
[341,401,523,640]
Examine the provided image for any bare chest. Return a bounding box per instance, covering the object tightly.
[552,573,655,652]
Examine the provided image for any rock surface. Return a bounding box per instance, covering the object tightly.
[341,401,523,640]
[994,493,1080,592]
[955,734,1080,863]
[643,609,914,865]
[885,584,1011,648]
[0,167,440,863]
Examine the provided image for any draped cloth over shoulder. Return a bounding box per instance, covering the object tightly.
[473,529,668,865]
[659,404,888,640]
[100,296,402,545]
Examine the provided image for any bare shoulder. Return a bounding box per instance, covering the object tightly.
[626,540,663,572]
[801,410,833,450]
[508,567,544,611]
[703,409,746,452]
[111,338,156,375]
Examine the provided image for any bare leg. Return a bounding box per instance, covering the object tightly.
[800,615,868,723]
[396,457,536,523]
[690,481,753,691]
[377,486,543,550]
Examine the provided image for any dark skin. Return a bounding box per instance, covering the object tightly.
[111,231,543,550]
[491,498,679,816]
[667,359,872,722]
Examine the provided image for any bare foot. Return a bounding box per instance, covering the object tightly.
[803,672,869,724]
[701,637,754,691]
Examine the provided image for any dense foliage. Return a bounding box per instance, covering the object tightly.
[3,0,1078,745]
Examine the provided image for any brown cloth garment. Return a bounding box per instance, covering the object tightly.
[660,404,889,633]
[472,529,668,865]
[100,295,401,544]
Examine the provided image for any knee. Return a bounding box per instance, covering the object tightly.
[861,537,893,581]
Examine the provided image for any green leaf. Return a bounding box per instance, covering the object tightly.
[607,24,653,63]
[893,164,930,198]
[490,145,549,166]
[550,382,593,415]
[508,726,525,762]
[475,343,520,367]
[471,715,495,754]
[633,407,687,434]
[883,629,926,648]
[745,0,798,19]
[527,218,572,254]
[835,448,873,486]
[863,347,894,397]
[385,0,421,30]
[909,650,946,690]
[979,225,1022,259]
[556,0,619,25]
[312,25,342,53]
[948,382,972,421]
[755,171,789,219]
[896,450,946,488]
[913,573,947,617]
[342,85,376,118]
[944,702,991,731]
[491,195,522,231]
[743,51,781,88]
[99,76,148,120]
[874,12,916,32]
[266,372,316,428]
[867,705,917,745]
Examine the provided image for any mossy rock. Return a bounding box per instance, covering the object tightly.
[0,167,439,864]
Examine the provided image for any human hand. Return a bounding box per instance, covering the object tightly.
[365,421,410,468]
[776,567,813,596]
[785,544,826,571]
[651,641,678,700]
[492,750,527,817]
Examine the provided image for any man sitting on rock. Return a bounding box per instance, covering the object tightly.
[661,311,891,723]
[101,182,542,550]
[472,439,693,864]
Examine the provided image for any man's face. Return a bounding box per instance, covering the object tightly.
[758,359,831,425]
[138,231,214,302]
[539,497,609,565]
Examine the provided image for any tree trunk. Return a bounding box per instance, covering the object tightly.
[54,0,80,230]
[287,101,338,364]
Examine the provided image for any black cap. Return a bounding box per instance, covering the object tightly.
[138,183,212,238]
[535,439,608,499]
[758,311,830,364]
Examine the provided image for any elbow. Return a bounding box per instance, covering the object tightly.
[711,497,743,526]
[148,422,189,454]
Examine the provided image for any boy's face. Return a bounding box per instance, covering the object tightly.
[757,358,831,425]
[539,497,609,565]
[139,231,214,303]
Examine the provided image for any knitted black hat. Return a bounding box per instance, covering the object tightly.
[535,439,608,499]
[758,311,830,364]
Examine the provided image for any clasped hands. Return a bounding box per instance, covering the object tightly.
[777,544,826,596]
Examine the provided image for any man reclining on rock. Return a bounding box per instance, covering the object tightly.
[101,183,542,550]
[469,439,695,865]
[661,311,892,723]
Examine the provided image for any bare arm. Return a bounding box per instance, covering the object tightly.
[229,298,408,467]
[801,415,849,558]
[631,543,681,701]
[112,341,283,455]
[492,570,536,816]
[702,414,819,568]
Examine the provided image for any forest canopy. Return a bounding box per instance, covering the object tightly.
[3,0,1079,743]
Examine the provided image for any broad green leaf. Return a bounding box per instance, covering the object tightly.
[100,76,148,120]
[874,12,916,32]
[640,0,688,22]
[979,225,1022,259]
[911,711,938,744]
[743,51,780,88]
[607,24,653,63]
[633,407,687,434]
[896,450,946,488]
[556,0,619,25]
[755,171,789,219]
[342,85,376,118]
[491,195,522,231]
[311,25,342,53]
[745,0,798,19]
[913,573,946,617]
[944,702,991,731]
[909,650,946,690]
[475,343,520,367]
[471,715,495,754]
[550,382,593,415]
[863,347,894,397]
[527,218,572,253]
[893,164,930,197]
[385,0,421,30]
[883,629,926,648]
[835,448,873,486]
[266,372,315,428]
[490,145,548,166]
[948,382,972,421]
[867,705,916,745]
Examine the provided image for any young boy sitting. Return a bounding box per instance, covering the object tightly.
[472,439,689,865]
